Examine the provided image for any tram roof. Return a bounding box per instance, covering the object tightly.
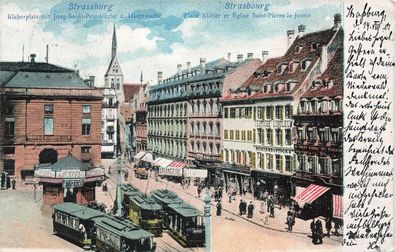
[150,189,184,205]
[128,193,162,210]
[95,215,154,240]
[53,203,105,220]
[168,202,203,217]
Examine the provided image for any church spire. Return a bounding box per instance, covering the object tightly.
[112,24,117,59]
[140,70,143,85]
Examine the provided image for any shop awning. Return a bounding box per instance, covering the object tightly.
[153,157,162,166]
[168,161,187,169]
[295,184,330,204]
[141,152,154,163]
[333,194,343,219]
[158,158,173,167]
[134,151,146,160]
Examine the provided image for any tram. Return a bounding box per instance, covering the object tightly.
[53,203,105,249]
[124,192,163,236]
[52,203,156,251]
[95,215,156,252]
[151,189,205,247]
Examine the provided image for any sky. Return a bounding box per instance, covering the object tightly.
[0,0,342,87]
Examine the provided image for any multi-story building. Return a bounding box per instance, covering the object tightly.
[147,56,260,183]
[0,55,102,181]
[132,84,149,154]
[221,14,343,201]
[291,46,343,219]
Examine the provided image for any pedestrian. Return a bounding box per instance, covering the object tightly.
[247,201,254,218]
[311,218,316,244]
[214,189,218,200]
[197,186,202,198]
[263,190,269,206]
[263,209,269,225]
[334,221,340,236]
[228,190,232,203]
[239,199,244,215]
[216,201,222,216]
[260,200,265,214]
[316,218,323,244]
[325,217,332,237]
[219,186,223,199]
[232,188,237,201]
[286,214,295,232]
[11,178,16,190]
[108,166,111,175]
[269,201,275,218]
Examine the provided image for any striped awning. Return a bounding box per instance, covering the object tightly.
[295,184,330,204]
[158,158,173,167]
[153,157,162,166]
[168,161,187,169]
[134,151,146,160]
[333,194,343,219]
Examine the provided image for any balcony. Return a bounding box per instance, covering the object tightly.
[27,135,72,142]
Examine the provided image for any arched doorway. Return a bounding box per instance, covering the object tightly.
[39,148,58,164]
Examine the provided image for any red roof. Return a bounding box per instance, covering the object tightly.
[302,47,343,98]
[123,83,147,102]
[223,28,339,101]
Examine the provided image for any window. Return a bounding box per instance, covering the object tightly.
[258,128,264,144]
[285,129,292,145]
[81,146,91,153]
[5,105,14,114]
[224,130,229,140]
[216,123,221,137]
[235,130,240,140]
[258,152,265,169]
[209,123,213,136]
[5,118,15,136]
[285,156,292,172]
[266,106,273,119]
[209,142,213,154]
[196,142,200,152]
[230,108,236,118]
[275,106,282,119]
[82,118,91,135]
[3,160,15,176]
[247,130,252,141]
[224,108,229,118]
[249,151,256,167]
[266,154,273,170]
[3,147,15,155]
[82,105,91,113]
[241,130,246,141]
[275,155,282,171]
[275,129,282,145]
[202,123,207,136]
[285,105,292,119]
[257,107,265,120]
[229,130,234,140]
[216,144,221,155]
[191,123,194,135]
[44,104,53,114]
[301,59,311,70]
[266,129,273,145]
[191,141,194,152]
[44,117,54,135]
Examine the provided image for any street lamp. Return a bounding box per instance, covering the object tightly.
[204,188,212,252]
[116,152,122,216]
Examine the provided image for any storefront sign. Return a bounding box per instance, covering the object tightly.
[183,168,208,178]
[159,167,183,177]
[34,169,56,178]
[63,179,84,188]
[58,170,85,178]
[86,168,105,177]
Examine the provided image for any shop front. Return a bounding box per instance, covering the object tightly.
[291,173,343,220]
[221,163,251,195]
[251,169,291,206]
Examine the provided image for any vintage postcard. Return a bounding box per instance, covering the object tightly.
[0,0,394,251]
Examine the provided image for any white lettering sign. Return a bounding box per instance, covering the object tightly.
[183,168,208,178]
[34,169,56,178]
[58,170,85,178]
[159,167,183,177]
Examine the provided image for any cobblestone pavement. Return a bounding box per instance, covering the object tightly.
[97,159,343,252]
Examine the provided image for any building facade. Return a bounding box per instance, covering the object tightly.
[221,14,343,203]
[147,56,260,182]
[0,57,102,181]
[291,45,343,220]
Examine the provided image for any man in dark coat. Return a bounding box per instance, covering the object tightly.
[325,217,332,237]
[310,218,316,244]
[316,218,323,244]
[247,201,254,218]
[239,199,244,215]
[216,201,222,216]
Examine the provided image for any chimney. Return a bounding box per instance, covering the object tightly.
[227,52,231,61]
[157,71,163,83]
[89,76,95,87]
[247,53,254,59]
[200,58,206,74]
[187,62,191,74]
[287,30,296,48]
[262,51,269,63]
[30,54,36,63]
[237,54,243,63]
[297,25,306,37]
[334,13,341,29]
[320,45,328,73]
[177,64,182,76]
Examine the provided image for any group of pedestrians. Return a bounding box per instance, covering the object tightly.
[238,199,255,218]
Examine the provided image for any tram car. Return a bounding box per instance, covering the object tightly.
[125,191,163,237]
[52,203,156,251]
[151,189,205,247]
[95,215,156,252]
[53,203,105,249]
[121,184,140,206]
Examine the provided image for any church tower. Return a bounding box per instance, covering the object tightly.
[105,24,124,103]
